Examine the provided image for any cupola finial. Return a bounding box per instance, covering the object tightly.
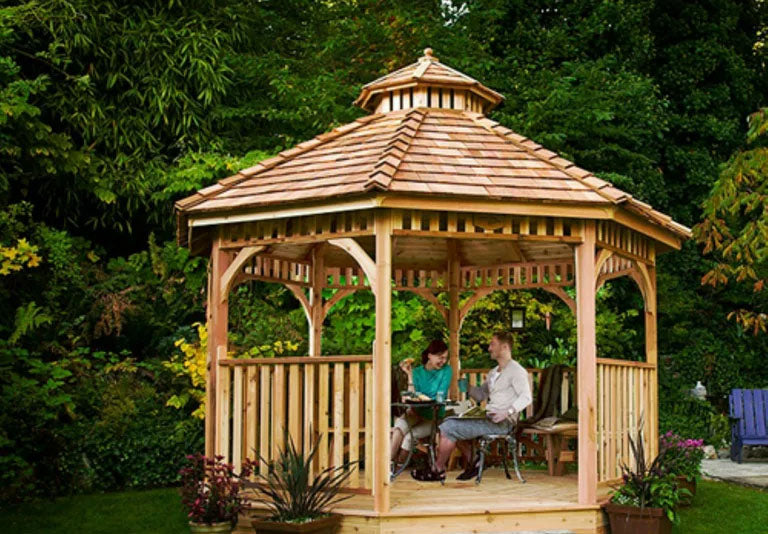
[420,47,438,62]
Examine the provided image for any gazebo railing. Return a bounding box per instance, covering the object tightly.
[461,362,656,483]
[596,358,656,482]
[217,354,374,491]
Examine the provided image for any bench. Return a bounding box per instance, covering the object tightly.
[730,388,768,463]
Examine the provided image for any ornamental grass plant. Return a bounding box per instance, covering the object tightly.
[179,454,251,527]
[253,436,356,523]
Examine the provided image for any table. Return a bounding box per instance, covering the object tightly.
[390,400,457,481]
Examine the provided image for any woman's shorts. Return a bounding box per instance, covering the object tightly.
[393,414,432,450]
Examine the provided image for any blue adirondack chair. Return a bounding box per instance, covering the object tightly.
[729,388,768,463]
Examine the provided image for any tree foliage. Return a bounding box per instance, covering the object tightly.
[695,109,768,335]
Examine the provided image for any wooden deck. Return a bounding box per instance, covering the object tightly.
[241,468,612,534]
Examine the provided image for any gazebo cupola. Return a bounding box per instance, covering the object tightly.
[354,48,504,114]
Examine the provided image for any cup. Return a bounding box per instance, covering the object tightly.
[458,377,469,393]
[436,391,445,403]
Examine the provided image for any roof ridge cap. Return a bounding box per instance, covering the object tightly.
[413,58,432,78]
[464,112,621,205]
[365,108,427,191]
[175,115,377,212]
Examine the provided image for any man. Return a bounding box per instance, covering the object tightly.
[411,331,532,482]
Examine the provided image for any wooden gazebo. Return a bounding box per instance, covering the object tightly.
[176,49,690,533]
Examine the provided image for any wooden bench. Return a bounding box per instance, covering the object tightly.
[458,367,577,476]
[519,424,577,476]
[730,388,768,463]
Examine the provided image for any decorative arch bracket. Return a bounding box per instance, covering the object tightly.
[327,238,378,296]
[219,245,266,303]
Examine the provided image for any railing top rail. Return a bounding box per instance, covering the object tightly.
[219,355,373,366]
[460,366,575,375]
[596,358,655,369]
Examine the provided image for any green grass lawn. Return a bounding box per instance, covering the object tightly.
[0,487,188,534]
[0,480,765,533]
[673,480,768,533]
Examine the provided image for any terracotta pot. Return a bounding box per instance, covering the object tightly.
[189,521,232,534]
[603,503,672,534]
[676,476,697,506]
[252,514,342,534]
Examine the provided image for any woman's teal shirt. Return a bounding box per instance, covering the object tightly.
[412,364,453,419]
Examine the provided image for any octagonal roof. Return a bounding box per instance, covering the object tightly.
[176,50,690,247]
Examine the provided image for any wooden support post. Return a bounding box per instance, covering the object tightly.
[207,235,232,458]
[309,244,326,357]
[640,257,658,457]
[447,240,460,398]
[575,220,598,504]
[373,210,391,513]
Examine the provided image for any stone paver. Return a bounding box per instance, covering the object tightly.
[702,459,768,488]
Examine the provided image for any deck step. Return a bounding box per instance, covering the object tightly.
[451,531,574,534]
[453,532,574,534]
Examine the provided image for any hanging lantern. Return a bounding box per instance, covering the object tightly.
[510,307,526,331]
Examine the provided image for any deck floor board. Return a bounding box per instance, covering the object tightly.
[336,469,610,516]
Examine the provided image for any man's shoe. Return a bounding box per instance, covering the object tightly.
[411,467,446,482]
[455,464,479,481]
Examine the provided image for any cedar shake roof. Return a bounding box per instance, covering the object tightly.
[176,49,691,241]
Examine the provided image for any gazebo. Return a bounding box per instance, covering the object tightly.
[176,49,690,533]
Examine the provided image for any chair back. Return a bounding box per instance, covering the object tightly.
[730,388,768,439]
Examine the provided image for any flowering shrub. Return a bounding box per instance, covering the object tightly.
[166,323,208,419]
[659,431,705,481]
[179,454,252,526]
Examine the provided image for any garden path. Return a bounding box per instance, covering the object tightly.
[702,458,768,488]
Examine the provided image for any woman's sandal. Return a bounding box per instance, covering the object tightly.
[410,467,446,482]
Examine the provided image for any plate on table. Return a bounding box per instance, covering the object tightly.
[403,399,435,406]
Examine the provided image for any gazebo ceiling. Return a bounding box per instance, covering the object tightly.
[176,49,690,250]
[252,235,572,271]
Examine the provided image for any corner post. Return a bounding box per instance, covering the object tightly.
[575,221,597,504]
[373,210,392,513]
[309,244,326,357]
[207,233,232,458]
[447,239,460,398]
[643,251,658,458]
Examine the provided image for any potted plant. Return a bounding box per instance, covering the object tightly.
[604,431,686,534]
[250,436,356,534]
[180,453,251,534]
[658,431,705,505]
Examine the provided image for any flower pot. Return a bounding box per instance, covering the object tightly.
[603,503,672,534]
[189,521,232,534]
[252,514,342,534]
[676,476,697,506]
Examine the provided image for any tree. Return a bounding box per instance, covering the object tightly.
[695,108,768,335]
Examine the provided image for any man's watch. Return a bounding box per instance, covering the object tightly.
[507,408,517,417]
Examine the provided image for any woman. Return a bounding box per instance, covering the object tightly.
[390,339,452,463]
